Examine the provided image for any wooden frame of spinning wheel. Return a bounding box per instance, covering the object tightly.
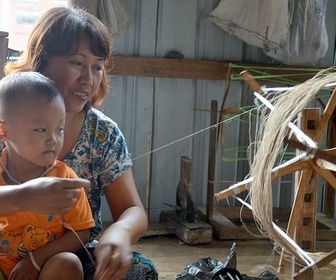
[215,71,336,279]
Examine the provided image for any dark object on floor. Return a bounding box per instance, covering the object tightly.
[164,50,184,59]
[241,270,279,280]
[223,242,236,269]
[175,243,237,279]
[175,256,227,280]
[213,267,243,279]
[175,243,279,280]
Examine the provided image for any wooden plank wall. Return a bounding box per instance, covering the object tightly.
[92,0,336,222]
[1,1,336,224]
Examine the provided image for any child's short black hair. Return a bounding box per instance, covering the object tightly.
[0,72,61,118]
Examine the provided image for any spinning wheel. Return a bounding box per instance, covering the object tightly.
[215,69,336,279]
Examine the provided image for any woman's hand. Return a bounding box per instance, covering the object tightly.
[22,177,90,214]
[93,169,148,280]
[0,177,90,215]
[93,225,133,280]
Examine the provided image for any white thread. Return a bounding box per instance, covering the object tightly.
[0,157,57,184]
[28,251,41,272]
[132,109,251,161]
[58,216,96,267]
[311,263,319,273]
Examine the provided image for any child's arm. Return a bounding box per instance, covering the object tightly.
[28,228,90,269]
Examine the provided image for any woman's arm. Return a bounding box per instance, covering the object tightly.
[0,177,89,214]
[105,168,148,242]
[94,168,148,280]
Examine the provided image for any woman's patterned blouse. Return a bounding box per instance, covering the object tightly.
[63,108,133,240]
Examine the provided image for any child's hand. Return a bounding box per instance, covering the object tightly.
[8,255,39,280]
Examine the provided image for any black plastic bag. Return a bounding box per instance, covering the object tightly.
[175,242,279,280]
[175,243,238,279]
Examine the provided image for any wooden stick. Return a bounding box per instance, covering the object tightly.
[309,160,336,190]
[285,138,336,165]
[315,158,336,172]
[215,153,310,201]
[293,249,336,279]
[206,100,218,221]
[240,70,263,93]
[145,133,152,218]
[254,91,318,151]
[236,197,315,266]
[312,87,336,143]
[277,169,314,273]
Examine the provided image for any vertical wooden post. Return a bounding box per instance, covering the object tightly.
[0,31,9,79]
[293,108,320,278]
[206,100,218,222]
[176,156,195,222]
[324,117,336,218]
[145,133,152,219]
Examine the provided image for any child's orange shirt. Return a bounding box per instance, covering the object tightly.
[0,149,95,278]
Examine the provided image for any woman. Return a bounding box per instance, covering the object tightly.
[4,6,158,280]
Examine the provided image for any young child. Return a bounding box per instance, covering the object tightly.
[0,72,95,280]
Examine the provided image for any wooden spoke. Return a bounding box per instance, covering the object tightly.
[216,70,336,279]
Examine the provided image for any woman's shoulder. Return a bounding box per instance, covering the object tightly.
[87,108,117,126]
[83,108,125,144]
[85,108,120,134]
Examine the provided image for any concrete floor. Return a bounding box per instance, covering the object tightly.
[132,234,336,279]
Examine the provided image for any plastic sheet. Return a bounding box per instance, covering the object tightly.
[175,242,279,280]
[175,243,238,279]
[175,256,227,280]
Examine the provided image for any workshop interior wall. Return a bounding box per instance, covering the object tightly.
[75,0,336,223]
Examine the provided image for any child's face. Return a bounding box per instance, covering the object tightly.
[4,95,65,167]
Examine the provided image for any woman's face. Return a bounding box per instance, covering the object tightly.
[42,39,105,113]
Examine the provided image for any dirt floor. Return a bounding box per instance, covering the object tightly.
[132,234,336,279]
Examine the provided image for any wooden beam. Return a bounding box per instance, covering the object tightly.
[107,56,231,80]
[107,56,325,82]
[159,210,212,245]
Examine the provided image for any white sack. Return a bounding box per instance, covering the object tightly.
[264,0,328,65]
[208,0,289,51]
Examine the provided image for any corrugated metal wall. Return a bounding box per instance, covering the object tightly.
[100,0,336,222]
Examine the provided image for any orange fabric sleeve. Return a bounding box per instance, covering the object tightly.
[47,162,95,231]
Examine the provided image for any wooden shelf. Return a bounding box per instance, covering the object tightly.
[107,56,325,82]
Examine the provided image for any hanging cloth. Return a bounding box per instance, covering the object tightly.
[68,0,98,15]
[97,0,129,34]
[208,0,289,51]
[68,0,129,34]
[264,0,329,65]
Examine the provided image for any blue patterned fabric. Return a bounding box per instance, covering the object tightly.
[65,108,158,279]
[63,108,133,240]
[128,252,158,280]
[76,246,158,280]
